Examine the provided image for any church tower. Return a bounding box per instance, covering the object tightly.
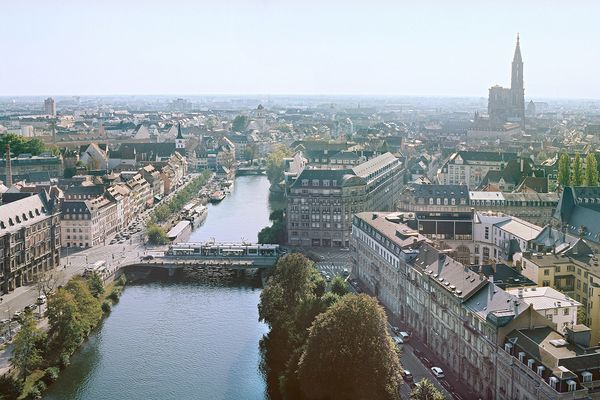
[176,123,186,149]
[510,33,525,122]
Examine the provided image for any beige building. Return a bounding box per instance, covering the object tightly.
[287,152,403,248]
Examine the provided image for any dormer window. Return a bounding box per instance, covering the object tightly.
[15,216,21,223]
[312,180,319,187]
[301,180,308,187]
[567,380,577,392]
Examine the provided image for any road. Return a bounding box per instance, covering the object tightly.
[397,342,452,399]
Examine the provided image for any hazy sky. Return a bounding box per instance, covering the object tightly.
[2,0,599,98]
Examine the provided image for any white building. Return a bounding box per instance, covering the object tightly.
[473,211,542,265]
[507,287,581,333]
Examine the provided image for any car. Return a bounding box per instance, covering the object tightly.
[401,370,414,383]
[342,268,349,277]
[110,239,117,245]
[431,367,445,379]
[118,239,125,244]
[392,336,404,347]
[141,255,154,261]
[324,274,331,282]
[12,311,22,321]
[391,326,400,335]
[340,247,350,252]
[399,331,411,342]
[0,319,9,325]
[37,296,46,305]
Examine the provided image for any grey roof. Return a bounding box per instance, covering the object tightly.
[464,281,527,327]
[407,184,469,200]
[553,186,600,243]
[0,192,53,233]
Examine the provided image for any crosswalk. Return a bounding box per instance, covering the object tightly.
[315,262,349,277]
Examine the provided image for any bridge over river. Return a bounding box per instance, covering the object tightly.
[130,242,282,273]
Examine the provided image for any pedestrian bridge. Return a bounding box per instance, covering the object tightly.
[141,242,281,269]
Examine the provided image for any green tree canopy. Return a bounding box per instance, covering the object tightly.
[571,153,584,186]
[65,278,103,332]
[0,134,46,156]
[265,144,293,185]
[330,275,349,297]
[243,142,258,163]
[11,311,46,381]
[297,294,401,400]
[558,153,570,187]
[47,288,84,354]
[232,115,249,132]
[585,152,599,186]
[87,272,105,298]
[147,224,169,245]
[410,378,446,400]
[259,253,316,332]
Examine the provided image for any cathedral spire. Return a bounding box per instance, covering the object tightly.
[513,33,522,64]
[176,122,183,139]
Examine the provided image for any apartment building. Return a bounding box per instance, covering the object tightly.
[437,151,518,188]
[352,212,600,399]
[0,191,61,293]
[397,183,558,226]
[60,195,117,248]
[287,152,402,248]
[506,287,581,334]
[516,240,600,346]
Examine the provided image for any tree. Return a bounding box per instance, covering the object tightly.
[0,134,46,156]
[297,294,401,400]
[265,144,293,185]
[410,378,445,400]
[87,272,104,298]
[64,278,103,332]
[232,115,249,132]
[243,143,258,164]
[330,275,349,297]
[259,253,316,331]
[220,149,236,170]
[11,311,46,381]
[558,153,570,187]
[571,153,583,186]
[34,268,63,299]
[585,152,599,186]
[147,224,169,245]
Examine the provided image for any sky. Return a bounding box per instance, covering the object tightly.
[1,0,599,98]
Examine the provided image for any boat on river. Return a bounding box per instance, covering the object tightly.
[209,190,226,203]
[184,205,208,228]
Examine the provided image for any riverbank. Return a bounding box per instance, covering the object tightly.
[1,274,128,400]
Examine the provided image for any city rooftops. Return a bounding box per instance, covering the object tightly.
[354,212,428,249]
[506,287,581,311]
[0,192,52,233]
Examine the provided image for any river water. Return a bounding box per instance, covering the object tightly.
[45,175,278,400]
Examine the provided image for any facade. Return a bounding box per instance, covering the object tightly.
[61,195,117,248]
[506,287,581,334]
[352,212,600,399]
[488,35,525,125]
[287,152,403,247]
[0,191,61,293]
[398,183,558,226]
[437,151,518,189]
[0,154,64,180]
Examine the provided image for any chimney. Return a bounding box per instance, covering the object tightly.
[518,287,524,298]
[514,299,519,315]
[5,144,12,188]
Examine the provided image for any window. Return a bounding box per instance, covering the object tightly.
[564,308,569,316]
[555,266,561,273]
[484,227,489,240]
[544,269,550,276]
[543,280,551,287]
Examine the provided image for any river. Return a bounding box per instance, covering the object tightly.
[44,175,279,400]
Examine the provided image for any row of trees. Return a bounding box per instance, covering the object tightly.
[258,253,402,399]
[558,152,599,187]
[6,273,126,399]
[0,134,46,156]
[151,171,212,223]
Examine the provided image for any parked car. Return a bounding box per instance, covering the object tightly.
[392,336,404,346]
[401,370,414,383]
[0,319,9,325]
[141,255,154,261]
[342,268,349,277]
[391,326,400,335]
[399,331,411,342]
[12,311,22,321]
[431,367,445,379]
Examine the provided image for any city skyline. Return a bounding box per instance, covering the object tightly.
[2,0,600,99]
